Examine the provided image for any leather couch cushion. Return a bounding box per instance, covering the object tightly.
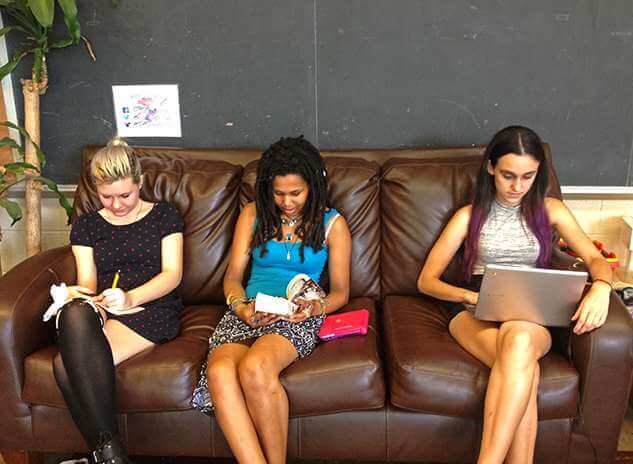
[74,149,243,305]
[23,299,384,416]
[23,305,221,411]
[283,298,385,416]
[383,295,579,420]
[241,158,381,300]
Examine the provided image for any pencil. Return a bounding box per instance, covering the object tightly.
[111,270,120,289]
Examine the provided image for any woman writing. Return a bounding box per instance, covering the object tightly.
[53,138,184,464]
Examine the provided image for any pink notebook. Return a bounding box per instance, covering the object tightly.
[318,309,369,341]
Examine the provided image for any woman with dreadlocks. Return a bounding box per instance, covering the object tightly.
[192,136,351,464]
[417,126,611,464]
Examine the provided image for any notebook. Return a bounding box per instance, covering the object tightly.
[318,309,369,341]
[474,264,588,327]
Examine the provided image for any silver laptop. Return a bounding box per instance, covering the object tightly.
[474,264,588,327]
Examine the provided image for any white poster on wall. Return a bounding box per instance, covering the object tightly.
[112,84,182,137]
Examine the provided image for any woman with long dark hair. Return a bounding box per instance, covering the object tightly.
[192,136,352,464]
[418,126,611,464]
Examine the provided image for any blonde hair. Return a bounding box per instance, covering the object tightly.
[89,137,142,185]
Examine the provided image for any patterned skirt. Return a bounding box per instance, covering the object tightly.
[191,310,325,414]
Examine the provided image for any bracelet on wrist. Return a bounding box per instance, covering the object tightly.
[227,296,248,312]
[317,297,329,315]
[592,278,612,289]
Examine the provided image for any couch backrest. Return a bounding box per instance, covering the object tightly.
[241,157,382,300]
[75,144,561,304]
[74,147,245,305]
[380,146,562,297]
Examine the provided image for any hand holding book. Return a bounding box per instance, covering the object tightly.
[254,274,326,320]
[234,299,281,328]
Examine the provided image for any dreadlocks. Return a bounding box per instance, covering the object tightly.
[252,135,328,261]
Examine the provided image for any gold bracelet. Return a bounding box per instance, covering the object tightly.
[319,297,329,315]
[592,278,613,289]
[228,295,248,311]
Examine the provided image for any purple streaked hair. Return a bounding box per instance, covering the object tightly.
[462,126,552,282]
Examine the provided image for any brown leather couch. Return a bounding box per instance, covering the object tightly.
[1,146,632,463]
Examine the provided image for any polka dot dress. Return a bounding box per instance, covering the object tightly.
[70,202,184,344]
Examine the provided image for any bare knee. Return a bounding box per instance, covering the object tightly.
[238,355,279,398]
[206,356,240,398]
[497,327,540,369]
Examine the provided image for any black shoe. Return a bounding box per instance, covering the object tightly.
[91,432,133,464]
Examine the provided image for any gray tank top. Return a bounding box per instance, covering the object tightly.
[472,200,540,275]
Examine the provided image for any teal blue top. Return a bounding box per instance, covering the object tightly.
[245,208,340,298]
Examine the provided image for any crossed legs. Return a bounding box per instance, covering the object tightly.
[206,334,298,464]
[53,300,154,450]
[449,312,551,464]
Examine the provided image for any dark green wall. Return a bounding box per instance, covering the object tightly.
[6,0,633,185]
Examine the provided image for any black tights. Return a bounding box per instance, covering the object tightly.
[53,300,118,449]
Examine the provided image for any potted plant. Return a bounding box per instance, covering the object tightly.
[0,120,71,273]
[0,0,97,257]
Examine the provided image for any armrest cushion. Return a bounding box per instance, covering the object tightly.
[570,290,633,462]
[550,246,584,271]
[0,246,74,447]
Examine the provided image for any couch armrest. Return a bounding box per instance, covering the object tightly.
[569,290,633,462]
[0,246,75,448]
[550,246,584,271]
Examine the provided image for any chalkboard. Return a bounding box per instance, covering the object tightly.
[5,0,633,185]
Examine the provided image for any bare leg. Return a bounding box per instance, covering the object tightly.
[477,321,551,464]
[206,343,266,464]
[103,319,155,366]
[505,364,540,464]
[238,334,299,464]
[449,313,548,464]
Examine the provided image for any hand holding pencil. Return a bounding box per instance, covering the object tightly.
[92,271,145,315]
[96,270,130,311]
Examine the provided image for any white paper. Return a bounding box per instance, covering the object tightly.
[255,292,298,316]
[112,84,182,137]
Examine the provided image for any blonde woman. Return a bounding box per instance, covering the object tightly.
[52,138,184,464]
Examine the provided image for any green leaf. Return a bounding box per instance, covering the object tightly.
[0,122,46,167]
[27,0,54,28]
[32,175,73,222]
[0,26,13,37]
[4,161,39,174]
[57,0,79,43]
[0,0,15,6]
[0,198,23,226]
[50,38,74,48]
[6,3,44,36]
[0,51,27,81]
[0,136,25,157]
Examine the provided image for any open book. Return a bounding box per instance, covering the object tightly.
[254,274,326,316]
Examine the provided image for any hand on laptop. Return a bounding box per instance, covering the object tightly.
[463,290,479,306]
[571,283,610,335]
